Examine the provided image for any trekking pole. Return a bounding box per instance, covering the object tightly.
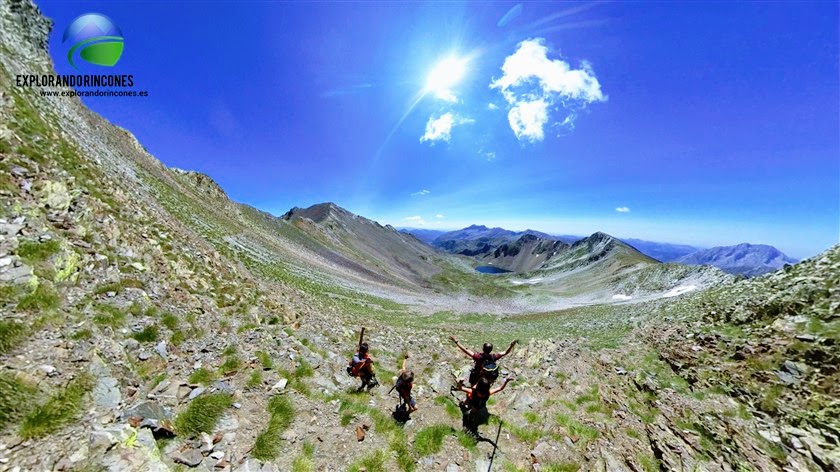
[487,420,502,472]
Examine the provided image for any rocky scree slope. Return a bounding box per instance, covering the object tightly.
[0,1,837,471]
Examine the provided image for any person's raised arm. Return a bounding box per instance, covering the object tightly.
[449,336,474,357]
[358,327,366,351]
[401,353,409,372]
[490,378,512,395]
[500,339,519,358]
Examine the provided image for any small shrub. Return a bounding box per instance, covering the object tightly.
[131,325,159,343]
[19,374,94,439]
[174,393,232,437]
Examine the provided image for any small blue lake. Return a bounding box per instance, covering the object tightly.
[475,266,512,274]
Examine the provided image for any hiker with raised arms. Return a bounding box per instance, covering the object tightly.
[455,376,513,435]
[390,352,417,422]
[347,327,378,391]
[449,335,518,386]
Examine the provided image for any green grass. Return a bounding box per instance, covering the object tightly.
[92,304,126,328]
[70,328,92,340]
[131,325,159,343]
[554,413,599,446]
[219,355,242,375]
[188,368,216,385]
[16,240,60,265]
[222,345,237,356]
[256,350,273,370]
[294,359,314,378]
[17,282,60,312]
[160,313,179,331]
[0,373,38,431]
[19,374,94,439]
[252,395,295,461]
[434,396,461,419]
[413,424,455,456]
[247,370,263,389]
[291,441,316,472]
[0,320,28,354]
[174,393,233,437]
[149,373,167,391]
[523,411,540,424]
[508,422,544,445]
[348,449,388,472]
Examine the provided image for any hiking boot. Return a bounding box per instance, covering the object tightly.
[367,377,379,389]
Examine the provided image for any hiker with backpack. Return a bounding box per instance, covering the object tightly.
[395,353,417,413]
[449,336,518,386]
[454,376,513,434]
[347,328,378,391]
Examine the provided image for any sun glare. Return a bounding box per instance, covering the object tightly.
[425,57,467,98]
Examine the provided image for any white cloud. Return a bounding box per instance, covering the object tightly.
[404,215,426,226]
[615,206,630,213]
[485,151,497,161]
[508,99,548,142]
[487,103,499,110]
[490,38,606,142]
[411,189,431,197]
[420,113,474,144]
[435,214,445,219]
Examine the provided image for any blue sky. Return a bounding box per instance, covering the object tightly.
[40,1,839,259]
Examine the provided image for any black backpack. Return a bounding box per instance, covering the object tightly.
[482,358,500,383]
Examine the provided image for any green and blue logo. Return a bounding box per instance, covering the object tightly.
[62,13,124,70]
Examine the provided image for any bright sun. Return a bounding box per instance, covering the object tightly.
[425,57,467,98]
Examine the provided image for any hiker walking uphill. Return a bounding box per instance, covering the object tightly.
[347,328,378,391]
[450,336,518,386]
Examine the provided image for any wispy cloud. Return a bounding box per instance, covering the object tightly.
[487,103,499,111]
[420,113,474,144]
[404,215,426,226]
[435,214,445,219]
[490,38,606,142]
[411,189,431,197]
[615,206,630,213]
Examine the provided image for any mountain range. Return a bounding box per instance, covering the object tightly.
[402,227,798,276]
